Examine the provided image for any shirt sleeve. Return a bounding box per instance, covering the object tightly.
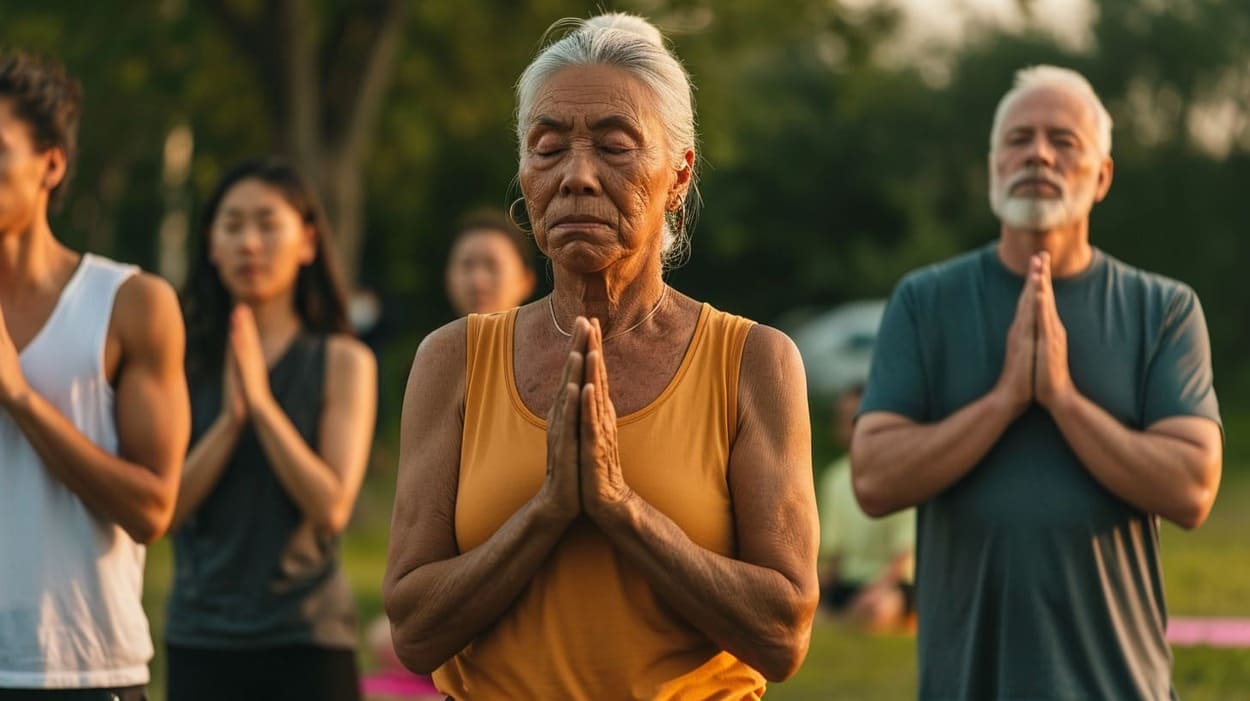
[1142,286,1221,431]
[859,275,930,422]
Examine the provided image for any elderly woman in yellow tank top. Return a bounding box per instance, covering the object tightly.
[382,12,819,699]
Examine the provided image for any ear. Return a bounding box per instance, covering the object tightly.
[1093,155,1114,203]
[299,224,318,265]
[669,149,695,208]
[42,147,68,193]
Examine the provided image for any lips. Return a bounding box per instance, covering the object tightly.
[552,214,613,227]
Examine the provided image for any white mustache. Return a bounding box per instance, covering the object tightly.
[1006,168,1064,196]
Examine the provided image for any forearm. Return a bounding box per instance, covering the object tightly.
[596,493,815,682]
[384,493,573,674]
[5,389,173,543]
[1049,391,1217,528]
[852,389,1018,516]
[171,415,242,531]
[249,398,350,531]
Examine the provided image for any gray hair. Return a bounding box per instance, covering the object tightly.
[990,65,1113,157]
[516,12,699,267]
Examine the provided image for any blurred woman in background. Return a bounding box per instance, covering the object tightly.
[168,158,377,701]
[444,208,536,316]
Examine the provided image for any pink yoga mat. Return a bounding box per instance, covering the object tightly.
[1166,617,1250,647]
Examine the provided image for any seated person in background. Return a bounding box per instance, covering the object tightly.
[444,208,537,316]
[818,384,915,632]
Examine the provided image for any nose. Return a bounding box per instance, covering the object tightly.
[236,225,263,253]
[559,146,601,197]
[1023,133,1055,168]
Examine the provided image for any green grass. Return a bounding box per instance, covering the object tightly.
[139,457,1250,699]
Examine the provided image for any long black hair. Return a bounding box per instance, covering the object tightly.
[183,157,352,382]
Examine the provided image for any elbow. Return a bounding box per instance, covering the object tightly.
[754,625,813,682]
[1171,485,1217,531]
[125,504,172,545]
[314,501,355,536]
[752,586,818,682]
[391,634,445,676]
[125,488,177,544]
[849,448,894,518]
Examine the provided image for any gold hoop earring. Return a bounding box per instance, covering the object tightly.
[508,197,532,234]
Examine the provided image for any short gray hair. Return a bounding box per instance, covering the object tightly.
[990,65,1113,156]
[516,12,699,267]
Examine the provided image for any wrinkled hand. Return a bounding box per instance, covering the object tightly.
[996,254,1039,417]
[0,305,31,408]
[580,319,634,522]
[228,305,274,412]
[1033,252,1075,411]
[542,317,589,524]
[221,348,248,426]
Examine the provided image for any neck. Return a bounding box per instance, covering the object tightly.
[0,219,68,297]
[997,220,1093,278]
[550,266,667,339]
[243,289,303,360]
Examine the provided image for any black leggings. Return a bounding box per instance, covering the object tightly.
[0,688,146,701]
[166,644,360,701]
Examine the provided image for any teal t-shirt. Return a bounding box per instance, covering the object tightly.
[860,243,1220,701]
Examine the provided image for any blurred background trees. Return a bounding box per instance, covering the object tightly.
[3,0,1248,427]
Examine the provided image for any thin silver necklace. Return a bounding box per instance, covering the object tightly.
[548,286,669,341]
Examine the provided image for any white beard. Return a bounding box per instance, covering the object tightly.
[989,166,1098,231]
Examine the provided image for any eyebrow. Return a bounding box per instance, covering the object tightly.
[531,114,643,137]
[1005,125,1083,140]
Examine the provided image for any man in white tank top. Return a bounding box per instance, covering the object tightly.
[0,53,190,700]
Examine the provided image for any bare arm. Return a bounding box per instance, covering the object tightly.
[1049,400,1221,528]
[249,335,377,534]
[170,354,247,531]
[381,318,587,675]
[0,274,190,544]
[851,396,1019,517]
[1033,252,1222,529]
[583,324,820,682]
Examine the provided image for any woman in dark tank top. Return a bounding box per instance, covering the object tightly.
[166,158,377,701]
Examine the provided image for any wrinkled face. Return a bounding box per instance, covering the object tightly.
[519,65,691,276]
[208,178,316,304]
[989,86,1111,231]
[0,98,59,235]
[445,229,534,315]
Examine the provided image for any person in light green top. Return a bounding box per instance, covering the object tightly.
[853,66,1223,700]
[818,385,914,632]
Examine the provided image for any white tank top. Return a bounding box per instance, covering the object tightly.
[0,253,150,689]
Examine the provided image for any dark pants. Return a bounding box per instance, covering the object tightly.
[166,644,360,701]
[0,687,146,701]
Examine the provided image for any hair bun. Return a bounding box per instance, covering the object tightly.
[584,12,665,49]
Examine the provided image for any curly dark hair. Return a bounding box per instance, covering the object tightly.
[0,51,82,211]
[182,157,353,382]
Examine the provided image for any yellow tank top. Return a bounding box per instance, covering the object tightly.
[435,303,765,700]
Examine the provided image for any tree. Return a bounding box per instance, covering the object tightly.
[203,0,406,287]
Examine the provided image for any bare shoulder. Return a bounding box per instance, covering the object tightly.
[411,317,469,379]
[113,272,184,360]
[740,323,805,387]
[326,334,377,375]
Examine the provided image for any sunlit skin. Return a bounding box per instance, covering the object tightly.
[444,228,535,316]
[207,177,316,367]
[172,175,378,537]
[990,85,1113,278]
[0,95,188,546]
[383,58,819,684]
[520,64,691,330]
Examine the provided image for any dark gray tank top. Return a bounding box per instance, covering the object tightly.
[166,334,356,649]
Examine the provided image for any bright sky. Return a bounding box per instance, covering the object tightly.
[841,0,1098,83]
